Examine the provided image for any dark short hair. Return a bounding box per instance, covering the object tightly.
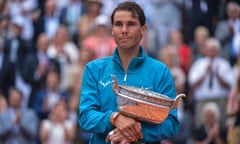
[111,1,146,26]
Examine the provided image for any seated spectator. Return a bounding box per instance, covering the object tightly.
[193,102,227,144]
[0,87,39,144]
[40,100,76,144]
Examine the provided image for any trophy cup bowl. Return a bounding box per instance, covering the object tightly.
[112,75,185,124]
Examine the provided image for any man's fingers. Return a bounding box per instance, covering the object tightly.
[119,126,139,142]
[121,128,136,142]
[133,122,143,139]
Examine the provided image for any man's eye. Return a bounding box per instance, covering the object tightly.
[128,22,136,26]
[115,23,122,27]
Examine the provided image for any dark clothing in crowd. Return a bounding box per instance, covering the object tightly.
[193,125,228,144]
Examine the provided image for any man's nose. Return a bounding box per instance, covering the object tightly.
[121,25,128,34]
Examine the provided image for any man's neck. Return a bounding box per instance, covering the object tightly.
[118,47,140,71]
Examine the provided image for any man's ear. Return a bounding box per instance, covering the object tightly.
[141,24,147,34]
[140,25,147,40]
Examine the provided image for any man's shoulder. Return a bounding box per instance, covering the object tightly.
[86,56,113,69]
[146,56,168,69]
[88,56,112,64]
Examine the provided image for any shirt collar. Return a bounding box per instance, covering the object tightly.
[113,46,147,73]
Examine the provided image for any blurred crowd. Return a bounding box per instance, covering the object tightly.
[0,0,240,144]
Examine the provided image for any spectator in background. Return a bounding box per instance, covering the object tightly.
[158,45,186,94]
[67,48,94,144]
[190,26,210,60]
[4,16,33,108]
[77,0,103,41]
[60,0,85,37]
[5,16,27,67]
[0,36,15,98]
[34,70,69,120]
[0,16,9,38]
[0,92,8,114]
[231,53,240,93]
[214,1,240,65]
[67,94,89,144]
[0,92,8,144]
[168,28,193,74]
[0,87,39,144]
[193,102,227,144]
[67,48,94,95]
[47,25,79,63]
[81,14,116,59]
[47,25,79,91]
[185,0,218,42]
[55,0,69,13]
[5,0,37,49]
[33,0,60,41]
[40,100,76,144]
[0,0,8,17]
[36,0,47,17]
[150,0,183,49]
[188,38,234,128]
[158,46,190,144]
[22,33,60,108]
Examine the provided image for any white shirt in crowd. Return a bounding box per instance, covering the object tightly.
[188,57,234,101]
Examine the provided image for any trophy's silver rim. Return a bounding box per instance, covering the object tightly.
[119,85,175,101]
[116,92,172,109]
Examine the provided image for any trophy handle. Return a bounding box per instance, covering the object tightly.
[111,75,119,93]
[172,93,186,109]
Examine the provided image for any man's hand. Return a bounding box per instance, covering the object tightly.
[114,114,143,142]
[106,129,131,144]
[13,110,21,125]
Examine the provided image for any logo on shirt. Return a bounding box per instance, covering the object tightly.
[141,86,153,90]
[99,80,113,88]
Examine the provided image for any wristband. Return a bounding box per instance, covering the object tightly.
[110,112,120,126]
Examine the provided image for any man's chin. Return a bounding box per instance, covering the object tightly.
[118,43,131,49]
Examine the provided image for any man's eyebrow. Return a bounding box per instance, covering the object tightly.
[114,20,122,23]
[114,20,138,23]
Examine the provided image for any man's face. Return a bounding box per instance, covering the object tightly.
[204,109,216,126]
[206,45,219,58]
[228,5,239,20]
[37,34,49,52]
[112,10,146,50]
[9,89,22,108]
